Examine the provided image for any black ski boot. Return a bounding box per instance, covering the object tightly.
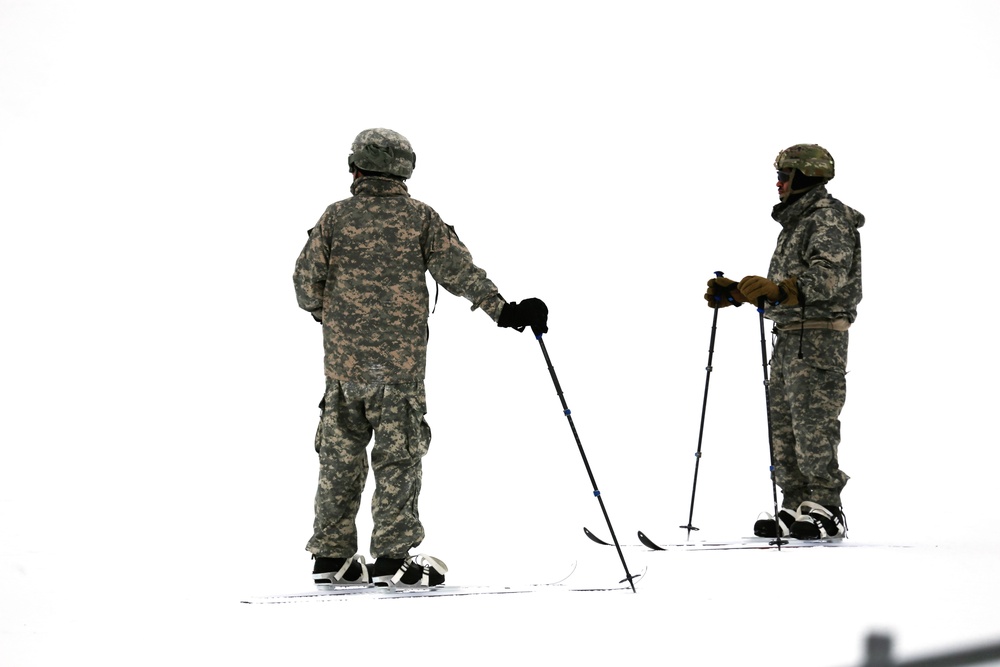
[370,554,447,587]
[754,507,799,538]
[790,502,847,539]
[312,554,370,587]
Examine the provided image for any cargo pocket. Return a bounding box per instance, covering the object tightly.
[405,393,431,459]
[314,391,332,454]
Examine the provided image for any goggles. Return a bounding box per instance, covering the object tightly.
[776,170,792,183]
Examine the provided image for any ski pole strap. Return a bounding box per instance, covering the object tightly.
[773,318,850,333]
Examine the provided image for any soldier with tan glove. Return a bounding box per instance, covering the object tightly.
[703,144,864,542]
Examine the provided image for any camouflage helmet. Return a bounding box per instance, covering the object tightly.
[774,144,835,180]
[348,128,416,179]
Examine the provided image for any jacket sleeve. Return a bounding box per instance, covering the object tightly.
[798,207,857,303]
[423,211,505,322]
[293,209,331,315]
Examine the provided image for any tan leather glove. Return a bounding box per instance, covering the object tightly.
[704,276,748,308]
[737,275,799,307]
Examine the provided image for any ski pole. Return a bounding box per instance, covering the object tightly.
[756,298,785,548]
[679,270,729,540]
[534,333,638,592]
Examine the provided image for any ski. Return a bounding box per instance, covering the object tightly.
[241,578,640,604]
[637,534,835,550]
[241,562,645,604]
[586,527,909,551]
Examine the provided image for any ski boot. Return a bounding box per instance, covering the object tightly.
[753,507,800,538]
[312,554,370,588]
[790,502,847,539]
[370,554,447,588]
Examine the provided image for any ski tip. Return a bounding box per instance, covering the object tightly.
[550,561,578,585]
[637,531,666,551]
[583,526,612,546]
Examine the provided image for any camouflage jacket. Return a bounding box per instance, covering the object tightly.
[293,176,505,382]
[763,185,865,326]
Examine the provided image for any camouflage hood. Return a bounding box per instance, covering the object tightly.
[772,185,865,231]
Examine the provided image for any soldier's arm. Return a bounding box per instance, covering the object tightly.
[799,210,856,302]
[293,209,332,316]
[424,212,505,322]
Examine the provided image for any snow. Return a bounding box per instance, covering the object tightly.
[5,536,1000,665]
[3,2,1000,666]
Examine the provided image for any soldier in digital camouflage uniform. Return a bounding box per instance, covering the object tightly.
[705,144,863,540]
[294,128,548,587]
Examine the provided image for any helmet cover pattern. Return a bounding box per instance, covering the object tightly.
[348,128,416,178]
[774,144,835,180]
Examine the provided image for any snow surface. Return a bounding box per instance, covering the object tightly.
[3,2,1000,666]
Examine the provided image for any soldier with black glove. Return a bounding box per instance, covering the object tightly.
[294,128,551,589]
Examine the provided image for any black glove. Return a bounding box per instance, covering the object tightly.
[498,298,549,335]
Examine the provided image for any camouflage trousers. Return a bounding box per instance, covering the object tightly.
[768,328,850,508]
[305,379,431,559]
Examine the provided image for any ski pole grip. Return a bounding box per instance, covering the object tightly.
[712,270,738,305]
[712,270,723,305]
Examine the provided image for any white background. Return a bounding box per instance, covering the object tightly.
[3,1,999,665]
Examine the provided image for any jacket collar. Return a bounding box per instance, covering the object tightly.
[350,175,410,197]
[772,184,828,226]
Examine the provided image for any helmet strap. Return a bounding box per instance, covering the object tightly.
[787,170,827,198]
